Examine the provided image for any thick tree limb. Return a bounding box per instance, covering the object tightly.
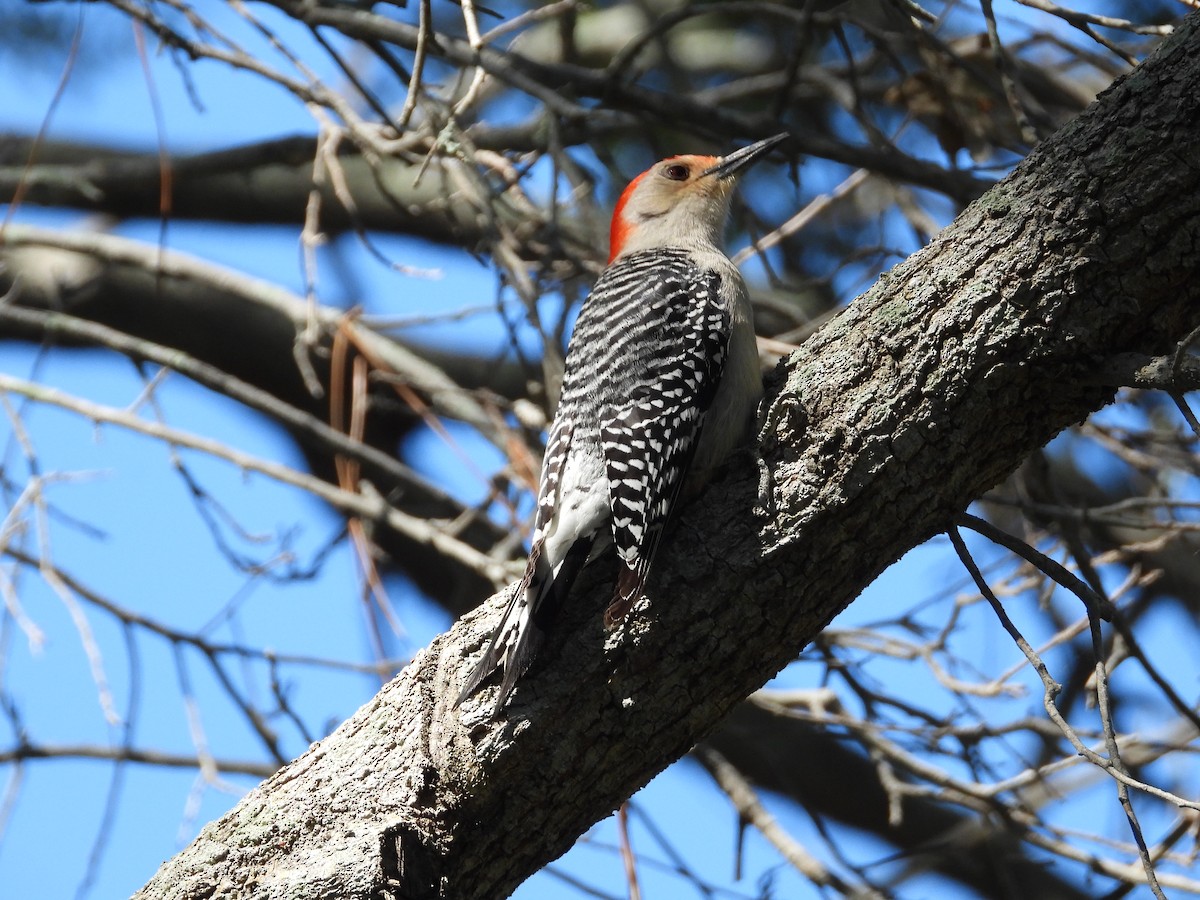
[0,135,592,255]
[132,13,1200,900]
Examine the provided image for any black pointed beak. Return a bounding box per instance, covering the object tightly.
[702,133,789,180]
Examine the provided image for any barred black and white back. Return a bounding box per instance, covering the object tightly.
[457,249,752,714]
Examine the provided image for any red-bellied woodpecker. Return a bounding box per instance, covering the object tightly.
[458,133,787,715]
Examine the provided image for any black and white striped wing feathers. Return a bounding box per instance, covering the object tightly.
[584,252,730,623]
[457,248,731,711]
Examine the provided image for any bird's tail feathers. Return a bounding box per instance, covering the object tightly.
[457,532,596,716]
[491,596,545,715]
[455,578,528,709]
[605,563,647,628]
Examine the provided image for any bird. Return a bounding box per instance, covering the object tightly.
[457,133,787,715]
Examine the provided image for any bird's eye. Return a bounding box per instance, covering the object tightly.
[663,164,689,181]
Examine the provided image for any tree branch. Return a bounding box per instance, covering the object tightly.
[132,12,1200,900]
[0,226,518,609]
[0,134,593,254]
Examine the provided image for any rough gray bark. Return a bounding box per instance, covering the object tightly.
[132,14,1200,900]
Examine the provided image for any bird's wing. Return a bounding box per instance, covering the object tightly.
[457,251,730,710]
[599,264,729,624]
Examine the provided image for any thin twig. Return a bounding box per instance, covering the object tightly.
[0,373,516,587]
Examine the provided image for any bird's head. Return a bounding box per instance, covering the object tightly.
[608,133,788,263]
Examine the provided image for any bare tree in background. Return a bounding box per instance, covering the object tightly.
[2,1,1200,898]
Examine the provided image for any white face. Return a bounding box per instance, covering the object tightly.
[608,135,785,262]
[630,156,730,218]
[610,155,736,260]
